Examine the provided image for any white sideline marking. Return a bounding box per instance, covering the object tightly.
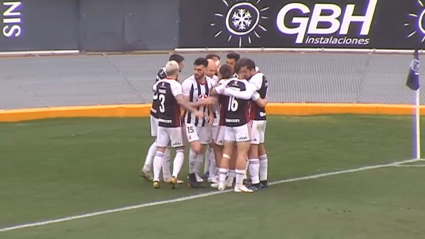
[0,158,420,233]
[392,164,425,167]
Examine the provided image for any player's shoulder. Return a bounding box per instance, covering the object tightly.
[182,75,195,85]
[168,79,181,87]
[156,67,167,81]
[206,76,216,85]
[251,72,264,80]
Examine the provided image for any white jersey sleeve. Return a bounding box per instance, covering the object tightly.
[223,80,257,100]
[210,75,219,86]
[181,77,193,96]
[250,73,264,91]
[170,81,183,97]
[152,80,161,92]
[215,78,232,95]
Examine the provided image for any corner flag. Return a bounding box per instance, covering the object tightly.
[406,49,420,91]
[406,49,421,159]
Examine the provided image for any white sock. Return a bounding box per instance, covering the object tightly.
[204,147,211,174]
[194,152,204,175]
[235,169,246,188]
[172,150,185,178]
[226,169,235,184]
[218,168,228,183]
[244,158,249,179]
[152,151,164,181]
[208,149,216,178]
[143,141,157,171]
[259,154,268,181]
[249,158,260,184]
[188,149,197,174]
[162,148,171,180]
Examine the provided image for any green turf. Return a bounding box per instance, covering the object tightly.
[0,115,424,239]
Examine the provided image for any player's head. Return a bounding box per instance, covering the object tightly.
[169,54,185,72]
[206,53,221,67]
[218,64,233,80]
[206,59,217,78]
[193,57,208,80]
[237,58,256,79]
[226,52,240,71]
[165,60,180,79]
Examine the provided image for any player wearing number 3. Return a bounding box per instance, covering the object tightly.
[151,61,204,189]
[141,54,185,184]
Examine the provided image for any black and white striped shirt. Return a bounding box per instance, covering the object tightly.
[182,75,214,127]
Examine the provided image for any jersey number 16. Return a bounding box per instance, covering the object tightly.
[227,96,238,112]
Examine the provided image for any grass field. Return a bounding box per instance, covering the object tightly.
[1,115,425,239]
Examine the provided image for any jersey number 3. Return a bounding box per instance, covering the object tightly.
[158,94,165,113]
[227,96,238,112]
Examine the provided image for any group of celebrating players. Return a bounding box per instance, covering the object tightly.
[140,52,269,193]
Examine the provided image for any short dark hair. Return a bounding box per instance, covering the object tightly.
[219,64,233,79]
[169,54,185,63]
[237,57,256,70]
[193,57,208,67]
[206,54,220,60]
[226,52,240,61]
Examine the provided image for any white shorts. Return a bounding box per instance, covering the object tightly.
[224,123,251,142]
[150,115,158,137]
[214,125,225,146]
[250,120,266,144]
[184,124,211,144]
[156,126,184,148]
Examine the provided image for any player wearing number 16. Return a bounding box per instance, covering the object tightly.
[151,61,204,189]
[208,63,264,193]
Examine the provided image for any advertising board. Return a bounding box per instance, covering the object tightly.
[179,0,425,49]
[0,0,79,52]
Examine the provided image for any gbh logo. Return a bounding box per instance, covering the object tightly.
[276,0,377,46]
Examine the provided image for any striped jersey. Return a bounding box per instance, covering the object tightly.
[182,75,215,127]
[150,67,167,118]
[249,72,268,120]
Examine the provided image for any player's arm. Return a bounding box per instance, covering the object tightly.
[252,92,267,107]
[172,82,203,118]
[223,83,257,100]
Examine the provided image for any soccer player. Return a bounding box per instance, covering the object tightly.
[221,52,241,185]
[226,52,240,77]
[206,66,262,193]
[206,53,221,68]
[182,57,215,187]
[141,54,185,184]
[152,61,204,189]
[204,59,219,182]
[237,58,269,191]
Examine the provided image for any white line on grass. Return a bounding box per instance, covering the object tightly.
[0,158,420,233]
[392,164,425,167]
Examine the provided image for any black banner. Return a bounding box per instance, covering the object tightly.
[78,0,179,52]
[179,0,424,49]
[0,0,79,51]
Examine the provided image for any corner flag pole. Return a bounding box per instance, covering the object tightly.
[406,49,421,159]
[415,87,421,159]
